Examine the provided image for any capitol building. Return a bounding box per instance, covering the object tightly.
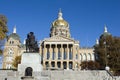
[1,10,120,80]
[3,10,95,70]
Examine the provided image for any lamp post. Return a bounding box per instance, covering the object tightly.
[104,41,110,71]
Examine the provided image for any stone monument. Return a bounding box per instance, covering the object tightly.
[18,32,43,80]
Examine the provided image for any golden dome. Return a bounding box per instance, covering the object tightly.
[52,9,69,27]
[52,19,68,27]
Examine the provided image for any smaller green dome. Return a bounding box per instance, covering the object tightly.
[100,26,111,39]
[8,33,20,40]
[102,32,111,37]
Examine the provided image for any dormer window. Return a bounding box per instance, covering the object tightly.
[9,41,14,44]
[9,41,12,44]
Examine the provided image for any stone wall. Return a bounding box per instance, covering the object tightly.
[0,70,119,80]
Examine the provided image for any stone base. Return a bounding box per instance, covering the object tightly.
[18,53,43,72]
[21,76,34,80]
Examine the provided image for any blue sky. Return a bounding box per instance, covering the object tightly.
[0,0,120,47]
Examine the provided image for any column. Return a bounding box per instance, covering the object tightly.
[70,45,73,59]
[55,44,58,60]
[43,61,45,70]
[72,44,76,60]
[77,46,80,61]
[39,45,42,55]
[61,44,63,60]
[72,61,75,69]
[72,44,76,69]
[49,44,52,60]
[67,44,69,60]
[67,61,69,70]
[49,61,51,68]
[44,44,47,60]
[61,61,63,69]
[55,61,57,68]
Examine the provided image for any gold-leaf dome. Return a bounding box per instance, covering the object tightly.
[52,19,68,27]
[52,9,69,27]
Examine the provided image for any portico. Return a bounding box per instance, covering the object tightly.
[40,36,80,70]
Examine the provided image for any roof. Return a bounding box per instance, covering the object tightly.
[101,32,111,38]
[8,33,20,40]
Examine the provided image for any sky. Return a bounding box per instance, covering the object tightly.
[0,0,120,47]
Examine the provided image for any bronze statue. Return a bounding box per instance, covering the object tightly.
[25,32,39,52]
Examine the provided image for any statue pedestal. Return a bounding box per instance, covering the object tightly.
[21,76,34,80]
[18,53,43,72]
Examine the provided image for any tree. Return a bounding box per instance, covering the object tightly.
[94,34,120,76]
[0,15,8,55]
[80,61,100,70]
[0,15,8,40]
[12,55,21,69]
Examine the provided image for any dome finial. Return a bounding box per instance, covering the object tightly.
[23,39,26,44]
[58,8,63,20]
[104,24,108,33]
[96,39,99,45]
[13,25,16,33]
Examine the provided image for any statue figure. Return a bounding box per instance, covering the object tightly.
[25,32,39,52]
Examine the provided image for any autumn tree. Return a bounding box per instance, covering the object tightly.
[0,15,8,55]
[81,61,100,70]
[94,30,120,75]
[12,55,21,69]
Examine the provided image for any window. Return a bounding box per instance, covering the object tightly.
[6,64,12,69]
[9,41,11,44]
[64,48,66,59]
[52,48,55,60]
[6,57,13,62]
[8,48,14,55]
[82,53,87,61]
[12,41,14,44]
[87,53,91,61]
[58,48,61,59]
[47,48,50,59]
[76,54,78,59]
[9,41,14,44]
[80,54,82,61]
[69,48,72,59]
[91,53,95,61]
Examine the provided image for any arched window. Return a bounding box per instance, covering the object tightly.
[91,53,95,61]
[9,41,11,44]
[87,53,91,61]
[8,48,14,55]
[9,41,14,44]
[6,64,12,69]
[80,54,82,61]
[82,53,87,61]
[76,54,78,59]
[12,41,14,44]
